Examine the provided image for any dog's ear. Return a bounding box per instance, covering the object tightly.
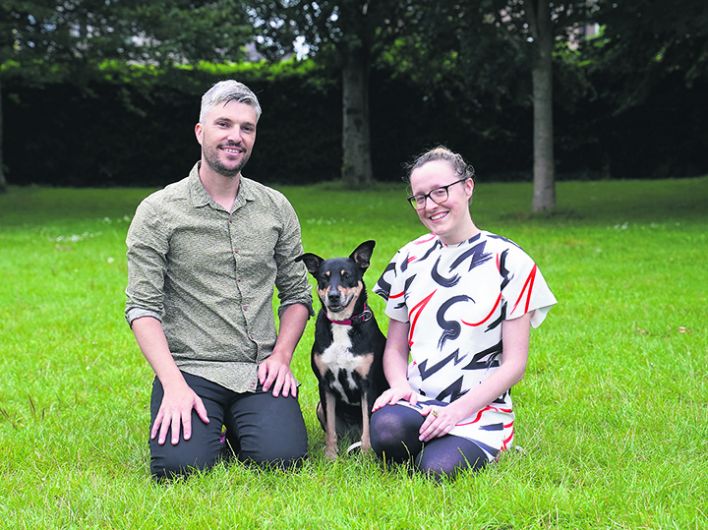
[295,253,323,276]
[350,240,376,273]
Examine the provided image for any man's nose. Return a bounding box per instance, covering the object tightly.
[226,127,243,143]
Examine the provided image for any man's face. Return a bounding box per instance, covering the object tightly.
[195,100,258,178]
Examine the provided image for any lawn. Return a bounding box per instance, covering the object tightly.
[0,177,706,528]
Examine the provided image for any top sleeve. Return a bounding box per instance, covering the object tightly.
[500,246,557,328]
[124,198,169,325]
[373,250,409,323]
[273,198,314,318]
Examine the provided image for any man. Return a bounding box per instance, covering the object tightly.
[125,80,313,480]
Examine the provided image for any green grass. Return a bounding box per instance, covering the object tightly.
[1,177,706,528]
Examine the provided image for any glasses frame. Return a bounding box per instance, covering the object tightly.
[407,177,470,210]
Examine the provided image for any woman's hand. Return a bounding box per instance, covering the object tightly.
[372,383,418,412]
[416,314,532,442]
[418,400,469,442]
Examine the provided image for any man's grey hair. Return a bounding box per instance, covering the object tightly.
[199,80,262,123]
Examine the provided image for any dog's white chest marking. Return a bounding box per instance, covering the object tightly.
[321,325,364,404]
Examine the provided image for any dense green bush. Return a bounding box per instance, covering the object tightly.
[4,60,341,187]
[3,59,707,187]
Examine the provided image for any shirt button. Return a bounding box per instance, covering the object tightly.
[243,305,249,311]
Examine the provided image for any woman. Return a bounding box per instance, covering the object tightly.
[371,146,556,479]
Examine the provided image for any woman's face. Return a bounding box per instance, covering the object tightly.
[409,159,475,244]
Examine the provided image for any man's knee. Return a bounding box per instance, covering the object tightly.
[238,433,308,469]
[233,392,308,469]
[150,440,221,481]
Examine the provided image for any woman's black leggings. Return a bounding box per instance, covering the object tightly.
[370,403,489,479]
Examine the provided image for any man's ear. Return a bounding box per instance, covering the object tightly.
[349,240,376,273]
[295,253,323,276]
[194,122,203,145]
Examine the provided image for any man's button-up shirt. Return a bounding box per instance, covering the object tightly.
[125,162,313,393]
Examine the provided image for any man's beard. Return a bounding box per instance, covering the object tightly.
[204,146,251,177]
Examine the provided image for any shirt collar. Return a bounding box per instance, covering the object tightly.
[188,162,255,210]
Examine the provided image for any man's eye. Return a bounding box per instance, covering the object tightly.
[431,188,447,199]
[414,195,426,204]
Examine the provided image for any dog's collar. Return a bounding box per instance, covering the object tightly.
[328,303,373,326]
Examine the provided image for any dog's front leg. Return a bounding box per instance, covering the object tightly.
[360,391,371,452]
[324,390,338,460]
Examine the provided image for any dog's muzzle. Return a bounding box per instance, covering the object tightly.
[326,291,352,312]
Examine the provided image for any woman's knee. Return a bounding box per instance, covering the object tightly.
[370,405,423,462]
[416,437,488,480]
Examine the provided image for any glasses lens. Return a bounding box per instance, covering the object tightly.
[430,188,448,202]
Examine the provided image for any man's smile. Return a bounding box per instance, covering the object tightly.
[220,144,244,155]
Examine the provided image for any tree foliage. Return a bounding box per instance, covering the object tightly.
[376,0,601,211]
[247,0,416,63]
[2,0,251,71]
[590,0,708,111]
[247,1,422,186]
[0,0,252,191]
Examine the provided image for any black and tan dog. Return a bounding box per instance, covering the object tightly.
[296,240,387,459]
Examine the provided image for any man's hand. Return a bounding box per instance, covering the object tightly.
[372,383,418,412]
[151,383,210,445]
[258,352,298,398]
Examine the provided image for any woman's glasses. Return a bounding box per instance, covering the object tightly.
[407,178,469,210]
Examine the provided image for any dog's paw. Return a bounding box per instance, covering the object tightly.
[324,446,338,460]
[360,439,371,453]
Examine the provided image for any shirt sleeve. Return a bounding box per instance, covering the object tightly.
[273,198,314,318]
[125,197,169,326]
[374,249,409,323]
[500,246,557,328]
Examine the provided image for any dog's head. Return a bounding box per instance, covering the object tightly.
[296,240,376,319]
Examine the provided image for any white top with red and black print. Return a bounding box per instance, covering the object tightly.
[374,230,557,460]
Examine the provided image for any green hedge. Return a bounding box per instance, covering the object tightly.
[3,59,707,186]
[4,60,341,186]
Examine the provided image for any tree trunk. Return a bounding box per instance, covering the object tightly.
[0,78,6,193]
[526,0,555,212]
[341,46,373,186]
